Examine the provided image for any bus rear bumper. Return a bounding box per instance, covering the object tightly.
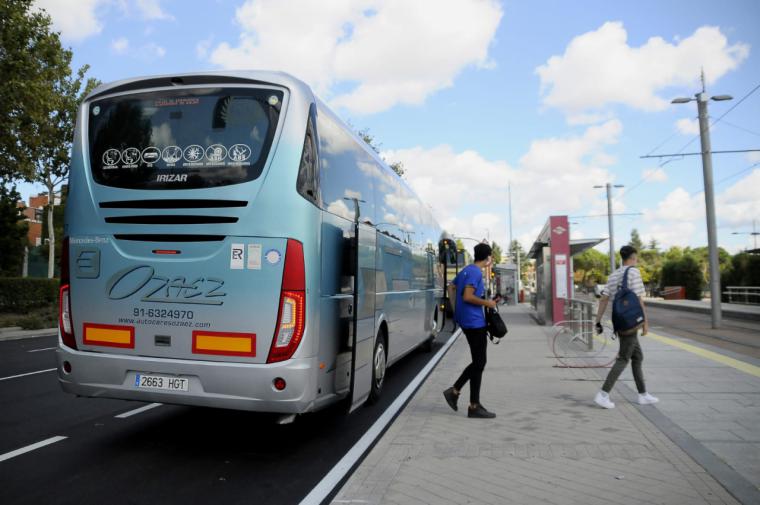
[56,345,318,414]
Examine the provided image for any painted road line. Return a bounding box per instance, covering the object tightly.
[647,332,760,378]
[27,347,58,353]
[300,328,463,505]
[115,403,163,419]
[0,368,56,382]
[0,436,67,464]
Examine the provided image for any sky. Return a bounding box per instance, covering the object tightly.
[23,0,760,255]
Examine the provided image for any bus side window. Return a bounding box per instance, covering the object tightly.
[297,114,319,205]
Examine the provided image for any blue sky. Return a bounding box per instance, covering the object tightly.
[25,0,760,254]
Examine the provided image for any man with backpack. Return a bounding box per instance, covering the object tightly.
[593,245,659,409]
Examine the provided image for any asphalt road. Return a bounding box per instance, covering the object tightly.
[0,331,452,505]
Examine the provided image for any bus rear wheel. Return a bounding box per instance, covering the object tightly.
[368,333,387,404]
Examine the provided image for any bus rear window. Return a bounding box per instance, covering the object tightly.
[88,87,283,190]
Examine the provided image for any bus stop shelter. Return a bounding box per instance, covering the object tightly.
[529,215,605,325]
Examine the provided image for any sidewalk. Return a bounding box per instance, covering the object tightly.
[643,298,760,321]
[0,326,57,341]
[333,305,760,505]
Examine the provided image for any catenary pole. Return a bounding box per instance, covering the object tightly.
[696,89,722,329]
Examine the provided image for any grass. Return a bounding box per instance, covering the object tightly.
[0,304,58,330]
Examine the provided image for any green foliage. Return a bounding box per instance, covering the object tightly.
[0,0,67,183]
[573,248,609,286]
[356,127,405,177]
[661,253,704,300]
[0,277,59,313]
[629,228,644,251]
[0,185,28,276]
[491,242,503,264]
[721,253,760,302]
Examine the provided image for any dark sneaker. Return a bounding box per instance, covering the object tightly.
[443,387,459,411]
[468,404,496,419]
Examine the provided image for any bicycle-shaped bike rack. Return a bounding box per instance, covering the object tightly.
[550,299,617,368]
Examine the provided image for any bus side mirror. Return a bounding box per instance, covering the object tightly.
[438,239,457,265]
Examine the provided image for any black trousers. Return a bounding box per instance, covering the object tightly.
[454,327,488,404]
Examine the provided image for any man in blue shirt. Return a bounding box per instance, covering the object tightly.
[443,243,499,418]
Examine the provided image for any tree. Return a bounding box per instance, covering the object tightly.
[0,185,28,276]
[647,238,659,252]
[0,0,69,184]
[573,248,609,287]
[491,242,503,264]
[356,127,405,177]
[630,228,644,251]
[661,253,704,300]
[508,240,530,282]
[34,64,99,277]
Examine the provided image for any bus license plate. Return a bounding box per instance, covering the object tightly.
[134,373,189,392]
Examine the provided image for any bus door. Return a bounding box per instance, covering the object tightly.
[349,220,377,412]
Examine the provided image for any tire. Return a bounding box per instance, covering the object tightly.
[368,332,387,404]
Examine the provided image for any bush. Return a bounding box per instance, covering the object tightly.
[721,253,760,302]
[0,277,59,313]
[661,254,704,300]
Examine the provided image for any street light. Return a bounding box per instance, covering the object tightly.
[671,72,731,329]
[594,183,624,273]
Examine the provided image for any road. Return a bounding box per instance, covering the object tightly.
[0,330,453,505]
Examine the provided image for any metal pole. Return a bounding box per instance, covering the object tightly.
[697,92,722,328]
[606,183,615,273]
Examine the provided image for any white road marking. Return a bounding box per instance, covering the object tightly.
[27,347,57,353]
[299,328,463,505]
[0,436,67,463]
[0,368,56,382]
[115,403,163,419]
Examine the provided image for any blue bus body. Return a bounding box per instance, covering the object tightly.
[57,71,444,414]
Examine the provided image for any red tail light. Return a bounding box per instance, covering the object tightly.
[267,239,305,363]
[59,237,77,349]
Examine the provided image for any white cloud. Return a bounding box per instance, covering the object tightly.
[34,0,106,42]
[383,119,623,250]
[196,37,214,60]
[745,152,760,163]
[143,42,166,59]
[642,167,668,183]
[717,169,760,228]
[536,22,749,122]
[111,37,129,54]
[210,0,502,115]
[676,117,700,135]
[135,0,173,20]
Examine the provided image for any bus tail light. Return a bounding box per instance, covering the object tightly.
[59,237,77,350]
[267,239,305,363]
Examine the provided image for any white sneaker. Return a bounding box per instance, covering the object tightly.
[594,391,615,409]
[638,393,659,405]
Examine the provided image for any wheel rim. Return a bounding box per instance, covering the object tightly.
[374,342,386,389]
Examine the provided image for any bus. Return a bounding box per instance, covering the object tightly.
[57,71,446,418]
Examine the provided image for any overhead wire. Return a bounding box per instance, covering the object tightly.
[619,81,760,200]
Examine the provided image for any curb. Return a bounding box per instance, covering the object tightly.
[0,328,58,342]
[644,299,760,322]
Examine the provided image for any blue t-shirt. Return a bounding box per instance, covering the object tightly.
[453,264,486,329]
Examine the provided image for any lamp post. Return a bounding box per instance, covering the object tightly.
[594,183,624,273]
[671,72,732,329]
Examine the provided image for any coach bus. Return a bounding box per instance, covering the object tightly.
[57,71,445,418]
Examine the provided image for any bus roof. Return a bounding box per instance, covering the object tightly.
[86,70,314,102]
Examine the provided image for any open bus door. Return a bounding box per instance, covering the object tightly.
[347,200,377,412]
[439,238,457,330]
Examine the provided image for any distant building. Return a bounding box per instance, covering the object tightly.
[17,191,62,247]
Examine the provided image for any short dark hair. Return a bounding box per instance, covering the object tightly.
[620,245,637,261]
[474,243,492,262]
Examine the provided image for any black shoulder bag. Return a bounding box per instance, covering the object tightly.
[486,305,508,344]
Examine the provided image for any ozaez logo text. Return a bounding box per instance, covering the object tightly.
[156,174,188,182]
[107,265,226,305]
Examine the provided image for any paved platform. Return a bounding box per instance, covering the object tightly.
[643,298,760,322]
[333,305,760,505]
